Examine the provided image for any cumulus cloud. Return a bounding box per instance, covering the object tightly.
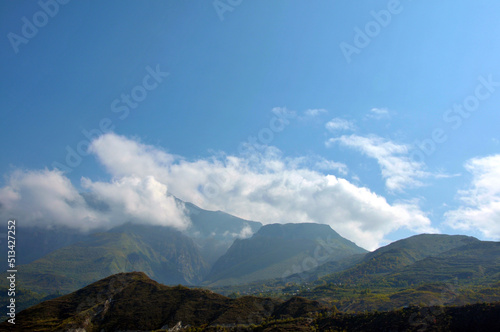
[81,176,189,230]
[0,169,189,232]
[0,169,101,230]
[445,154,500,239]
[87,133,435,250]
[325,118,355,132]
[0,133,439,249]
[327,134,432,192]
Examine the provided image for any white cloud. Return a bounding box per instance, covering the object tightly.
[325,118,355,132]
[88,133,175,179]
[314,159,348,175]
[0,133,438,250]
[81,175,189,230]
[445,154,500,239]
[87,133,435,250]
[224,224,254,239]
[0,169,100,230]
[0,169,189,232]
[327,134,432,192]
[366,107,390,120]
[304,109,327,117]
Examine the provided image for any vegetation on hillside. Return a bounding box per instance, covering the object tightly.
[1,272,499,331]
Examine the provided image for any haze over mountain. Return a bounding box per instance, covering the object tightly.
[7,224,208,295]
[0,200,264,295]
[0,226,93,266]
[182,201,262,265]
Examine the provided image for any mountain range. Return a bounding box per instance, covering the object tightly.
[1,198,499,323]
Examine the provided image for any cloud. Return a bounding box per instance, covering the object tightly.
[325,118,355,132]
[87,133,435,250]
[0,169,101,231]
[82,175,189,230]
[445,154,500,240]
[327,134,432,192]
[304,109,328,117]
[313,159,348,176]
[0,133,438,249]
[0,169,189,232]
[224,224,253,239]
[366,107,390,120]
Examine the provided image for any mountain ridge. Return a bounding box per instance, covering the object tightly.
[204,223,367,286]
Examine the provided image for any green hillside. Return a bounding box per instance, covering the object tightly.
[204,223,367,286]
[0,226,92,265]
[319,234,479,286]
[2,272,499,331]
[0,223,209,314]
[297,238,500,312]
[388,241,500,285]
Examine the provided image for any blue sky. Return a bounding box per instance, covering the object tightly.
[1,0,500,250]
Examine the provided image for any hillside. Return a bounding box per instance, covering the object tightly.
[204,223,367,286]
[0,224,209,298]
[388,241,500,285]
[298,238,500,312]
[2,272,499,331]
[183,201,262,265]
[319,234,479,286]
[0,226,93,265]
[0,272,286,331]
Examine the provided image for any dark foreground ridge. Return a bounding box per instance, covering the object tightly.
[1,272,499,331]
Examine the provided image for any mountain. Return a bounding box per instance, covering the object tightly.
[388,240,500,285]
[299,236,500,313]
[204,223,367,286]
[1,272,283,331]
[1,224,208,297]
[2,272,499,331]
[0,225,94,265]
[183,201,262,265]
[319,234,480,286]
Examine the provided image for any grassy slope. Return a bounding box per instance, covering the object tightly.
[205,223,367,286]
[1,272,499,331]
[0,224,209,318]
[318,234,480,286]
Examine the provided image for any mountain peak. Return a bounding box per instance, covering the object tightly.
[205,223,366,286]
[255,223,340,240]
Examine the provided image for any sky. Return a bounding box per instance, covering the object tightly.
[1,0,500,250]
